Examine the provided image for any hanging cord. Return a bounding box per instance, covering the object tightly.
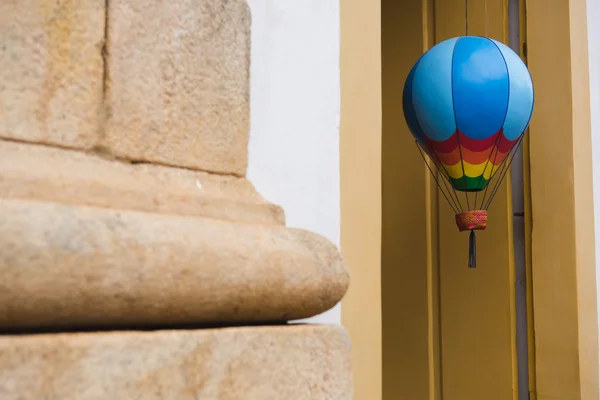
[485,0,489,37]
[480,140,505,209]
[427,149,466,212]
[477,134,525,211]
[483,135,525,210]
[416,141,467,213]
[465,0,469,36]
[474,132,503,209]
[416,141,461,214]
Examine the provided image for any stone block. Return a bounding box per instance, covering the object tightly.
[0,199,349,330]
[0,0,104,148]
[104,0,251,175]
[0,139,283,225]
[0,325,353,400]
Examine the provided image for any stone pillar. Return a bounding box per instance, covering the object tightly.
[0,1,352,399]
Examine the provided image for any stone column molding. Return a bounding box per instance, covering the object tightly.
[0,1,352,398]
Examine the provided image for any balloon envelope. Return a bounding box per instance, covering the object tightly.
[403,36,534,192]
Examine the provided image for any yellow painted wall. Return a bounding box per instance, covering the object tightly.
[526,0,599,398]
[340,0,382,399]
[381,0,436,398]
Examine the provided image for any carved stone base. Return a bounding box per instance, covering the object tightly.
[0,140,348,330]
[0,325,353,400]
[0,198,348,330]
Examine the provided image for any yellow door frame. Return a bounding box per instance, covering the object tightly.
[340,0,382,399]
[525,1,599,399]
[341,0,599,399]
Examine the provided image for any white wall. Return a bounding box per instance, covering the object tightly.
[245,0,342,324]
[587,0,600,386]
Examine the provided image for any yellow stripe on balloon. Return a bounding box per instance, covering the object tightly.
[442,160,501,179]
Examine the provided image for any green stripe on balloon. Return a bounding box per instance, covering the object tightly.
[449,176,489,192]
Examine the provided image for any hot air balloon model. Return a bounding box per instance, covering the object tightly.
[402,36,534,268]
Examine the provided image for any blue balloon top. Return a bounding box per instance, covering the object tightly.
[404,36,534,143]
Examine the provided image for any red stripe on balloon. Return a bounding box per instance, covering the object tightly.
[434,145,511,168]
[426,130,503,153]
[496,134,519,153]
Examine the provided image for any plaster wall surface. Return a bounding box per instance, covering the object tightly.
[246,0,342,324]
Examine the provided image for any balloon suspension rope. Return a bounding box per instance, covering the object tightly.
[465,0,469,36]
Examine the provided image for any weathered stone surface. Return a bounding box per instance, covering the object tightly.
[0,0,104,149]
[0,199,349,330]
[0,139,283,225]
[104,0,250,175]
[0,325,353,400]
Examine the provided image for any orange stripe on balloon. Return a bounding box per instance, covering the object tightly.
[434,147,460,165]
[439,148,510,179]
[488,148,509,166]
[464,146,495,165]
